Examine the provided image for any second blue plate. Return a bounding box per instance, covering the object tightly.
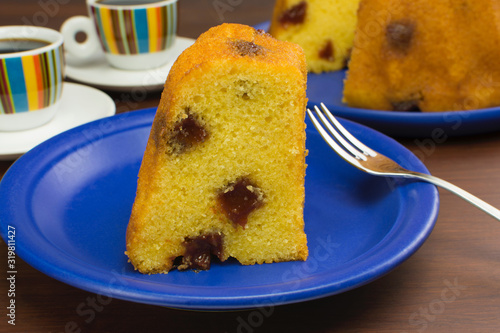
[255,21,500,138]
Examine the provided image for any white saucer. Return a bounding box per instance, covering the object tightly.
[65,37,195,92]
[0,82,116,160]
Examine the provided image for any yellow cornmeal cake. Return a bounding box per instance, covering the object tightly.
[126,23,309,274]
[343,0,500,112]
[269,0,361,73]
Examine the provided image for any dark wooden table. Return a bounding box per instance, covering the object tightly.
[1,1,500,332]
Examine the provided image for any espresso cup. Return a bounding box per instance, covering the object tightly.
[0,26,64,131]
[61,0,178,70]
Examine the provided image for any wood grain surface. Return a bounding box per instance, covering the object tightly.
[1,1,500,332]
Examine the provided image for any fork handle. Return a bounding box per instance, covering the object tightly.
[407,172,500,221]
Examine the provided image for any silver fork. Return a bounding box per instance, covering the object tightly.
[307,103,500,221]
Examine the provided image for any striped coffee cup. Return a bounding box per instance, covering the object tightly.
[0,26,64,131]
[62,0,178,70]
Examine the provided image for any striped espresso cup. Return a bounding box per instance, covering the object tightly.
[61,0,178,70]
[0,26,64,131]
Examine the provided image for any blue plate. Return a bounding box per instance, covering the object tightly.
[0,108,439,310]
[256,21,500,138]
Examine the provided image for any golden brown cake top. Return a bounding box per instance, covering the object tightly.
[162,23,307,96]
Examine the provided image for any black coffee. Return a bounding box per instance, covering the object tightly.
[96,0,165,5]
[0,39,50,54]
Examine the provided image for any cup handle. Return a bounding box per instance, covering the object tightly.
[60,16,103,65]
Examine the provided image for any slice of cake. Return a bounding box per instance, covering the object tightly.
[269,0,361,73]
[343,0,500,112]
[126,23,309,274]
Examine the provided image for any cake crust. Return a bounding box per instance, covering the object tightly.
[343,0,500,112]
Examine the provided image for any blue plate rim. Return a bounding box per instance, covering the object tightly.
[0,108,439,310]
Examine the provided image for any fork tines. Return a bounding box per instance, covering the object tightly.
[306,103,376,162]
